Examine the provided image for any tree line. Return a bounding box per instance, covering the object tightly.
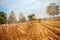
[0,11,26,24]
[0,3,60,24]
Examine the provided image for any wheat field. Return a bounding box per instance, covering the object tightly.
[0,18,60,40]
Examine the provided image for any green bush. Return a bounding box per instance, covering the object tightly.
[0,11,7,24]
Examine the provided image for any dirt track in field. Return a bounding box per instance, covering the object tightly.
[0,19,60,40]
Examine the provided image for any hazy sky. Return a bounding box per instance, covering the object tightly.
[0,0,60,19]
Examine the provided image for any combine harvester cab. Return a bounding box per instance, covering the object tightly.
[28,14,41,23]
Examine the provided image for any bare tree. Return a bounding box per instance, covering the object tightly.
[18,12,26,23]
[47,3,59,18]
[7,11,17,24]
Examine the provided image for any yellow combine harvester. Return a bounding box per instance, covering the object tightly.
[28,14,41,22]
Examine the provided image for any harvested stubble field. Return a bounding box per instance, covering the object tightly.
[0,18,60,40]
